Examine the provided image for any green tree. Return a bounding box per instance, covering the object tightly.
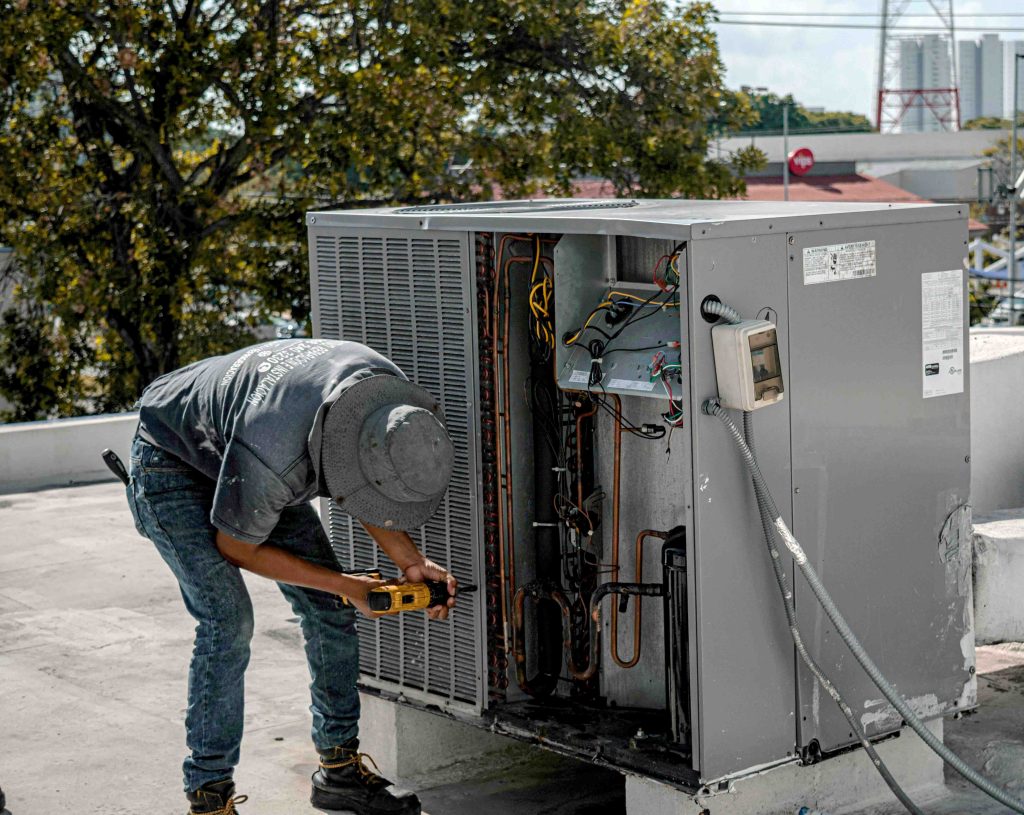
[0,0,762,419]
[964,116,1011,130]
[740,89,871,134]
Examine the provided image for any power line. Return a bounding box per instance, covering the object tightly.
[717,11,1024,17]
[713,19,1024,33]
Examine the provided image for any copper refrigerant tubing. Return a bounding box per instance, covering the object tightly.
[606,397,622,667]
[575,399,598,519]
[493,234,556,619]
[511,583,573,695]
[614,529,669,668]
[606,395,665,670]
[492,234,554,639]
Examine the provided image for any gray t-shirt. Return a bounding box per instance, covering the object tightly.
[136,339,403,544]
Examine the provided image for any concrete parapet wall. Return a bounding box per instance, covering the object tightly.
[974,508,1024,645]
[0,412,137,494]
[970,329,1024,514]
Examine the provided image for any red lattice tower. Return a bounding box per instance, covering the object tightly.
[876,0,961,133]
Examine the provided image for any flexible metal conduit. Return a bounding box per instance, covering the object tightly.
[741,412,924,815]
[701,299,743,325]
[704,398,1024,814]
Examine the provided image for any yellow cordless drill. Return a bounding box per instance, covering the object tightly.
[346,571,477,615]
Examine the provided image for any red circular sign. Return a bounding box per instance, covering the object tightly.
[788,147,815,176]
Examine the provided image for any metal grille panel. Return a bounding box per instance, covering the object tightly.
[311,229,483,709]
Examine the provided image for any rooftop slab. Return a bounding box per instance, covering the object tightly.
[1,482,1023,814]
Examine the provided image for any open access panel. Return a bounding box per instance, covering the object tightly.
[307,199,974,787]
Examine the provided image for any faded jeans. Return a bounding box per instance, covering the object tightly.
[126,436,360,792]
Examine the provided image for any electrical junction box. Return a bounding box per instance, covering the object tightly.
[711,319,785,410]
[306,199,973,788]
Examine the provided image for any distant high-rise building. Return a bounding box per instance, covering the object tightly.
[959,34,1005,125]
[897,35,955,133]
[1005,41,1024,119]
[959,41,979,123]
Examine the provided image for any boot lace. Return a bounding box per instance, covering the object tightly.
[319,751,385,787]
[194,794,248,815]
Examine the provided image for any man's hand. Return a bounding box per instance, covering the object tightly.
[402,559,457,620]
[344,574,388,619]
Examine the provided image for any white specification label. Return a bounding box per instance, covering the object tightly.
[803,240,876,285]
[568,370,590,384]
[608,378,657,392]
[921,269,964,399]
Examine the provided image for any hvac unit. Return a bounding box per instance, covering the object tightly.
[307,199,973,787]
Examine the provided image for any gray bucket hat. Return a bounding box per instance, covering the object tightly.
[315,371,454,530]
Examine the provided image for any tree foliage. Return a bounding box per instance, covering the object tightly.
[739,89,872,135]
[964,117,1012,131]
[0,0,762,419]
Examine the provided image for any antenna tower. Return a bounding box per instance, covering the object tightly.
[876,0,961,133]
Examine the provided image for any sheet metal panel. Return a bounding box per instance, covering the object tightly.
[688,233,798,780]
[307,200,962,243]
[307,226,486,713]
[786,220,973,753]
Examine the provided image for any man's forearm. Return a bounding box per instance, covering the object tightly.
[215,530,373,601]
[360,522,425,570]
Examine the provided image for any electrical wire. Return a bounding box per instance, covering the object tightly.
[718,10,1024,17]
[714,19,1024,33]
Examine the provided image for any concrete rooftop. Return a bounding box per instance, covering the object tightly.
[2,482,1024,815]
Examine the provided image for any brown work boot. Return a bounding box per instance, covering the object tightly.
[186,779,248,814]
[311,739,420,814]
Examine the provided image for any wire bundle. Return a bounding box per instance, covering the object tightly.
[527,235,555,351]
[649,350,684,427]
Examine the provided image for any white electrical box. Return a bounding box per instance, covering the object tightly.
[711,320,785,411]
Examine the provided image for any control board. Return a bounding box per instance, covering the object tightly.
[555,282,683,402]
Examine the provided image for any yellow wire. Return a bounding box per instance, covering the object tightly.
[608,291,680,307]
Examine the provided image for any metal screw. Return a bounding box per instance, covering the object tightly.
[309,216,316,224]
[788,235,795,245]
[969,665,976,675]
[965,455,971,463]
[794,487,801,494]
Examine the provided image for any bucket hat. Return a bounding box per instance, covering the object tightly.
[313,370,454,530]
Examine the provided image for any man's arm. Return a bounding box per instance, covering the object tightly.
[360,522,458,621]
[214,530,383,617]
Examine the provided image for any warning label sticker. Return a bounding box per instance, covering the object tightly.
[608,378,657,392]
[803,240,877,285]
[922,269,964,399]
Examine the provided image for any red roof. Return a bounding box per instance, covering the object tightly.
[740,173,925,203]
[569,173,987,234]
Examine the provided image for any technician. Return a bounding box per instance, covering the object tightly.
[126,338,458,815]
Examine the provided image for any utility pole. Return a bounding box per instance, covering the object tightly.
[783,103,790,202]
[1010,54,1022,327]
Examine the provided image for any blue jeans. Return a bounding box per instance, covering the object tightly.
[126,436,360,792]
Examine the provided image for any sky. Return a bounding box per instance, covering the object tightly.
[711,1,1024,120]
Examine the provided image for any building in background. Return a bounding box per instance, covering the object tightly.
[959,34,1004,123]
[714,129,1003,234]
[1005,40,1024,118]
[897,35,955,133]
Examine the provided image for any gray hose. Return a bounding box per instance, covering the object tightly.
[701,299,743,325]
[706,399,1024,814]
[742,412,925,815]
